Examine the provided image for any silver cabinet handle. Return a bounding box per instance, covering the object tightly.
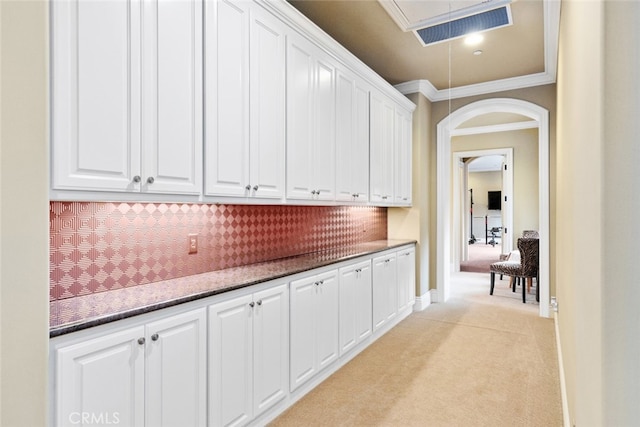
[257,300,262,306]
[249,302,255,308]
[151,333,159,341]
[253,185,259,191]
[137,337,146,345]
[133,175,141,183]
[311,190,317,195]
[245,184,251,191]
[316,190,321,195]
[146,176,155,184]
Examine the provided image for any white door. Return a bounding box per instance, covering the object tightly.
[205,0,250,197]
[249,5,287,199]
[209,294,254,427]
[145,308,207,427]
[312,55,336,200]
[335,71,368,202]
[314,270,339,371]
[51,0,142,192]
[369,92,395,204]
[355,260,373,341]
[339,260,372,355]
[396,247,416,312]
[252,284,288,416]
[286,33,315,200]
[56,326,145,427]
[141,0,203,195]
[289,275,318,390]
[394,108,412,205]
[335,71,356,202]
[372,253,397,331]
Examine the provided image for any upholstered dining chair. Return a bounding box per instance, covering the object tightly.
[522,230,539,238]
[490,237,539,303]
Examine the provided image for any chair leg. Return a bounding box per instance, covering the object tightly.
[522,277,526,303]
[490,272,495,295]
[536,277,540,302]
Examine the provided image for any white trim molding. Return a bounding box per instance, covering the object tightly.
[413,292,432,311]
[436,98,551,318]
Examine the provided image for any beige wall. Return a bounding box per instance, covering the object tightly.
[454,129,540,249]
[388,92,431,299]
[557,0,640,425]
[0,1,50,425]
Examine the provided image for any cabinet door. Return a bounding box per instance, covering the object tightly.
[286,33,315,200]
[289,275,317,390]
[249,6,287,199]
[355,260,373,342]
[394,108,412,205]
[145,308,207,427]
[339,260,371,355]
[315,270,339,371]
[209,294,254,427]
[372,253,397,331]
[396,247,416,312]
[56,326,145,427]
[205,0,250,197]
[253,284,289,417]
[336,73,369,203]
[141,0,203,195]
[51,0,142,192]
[312,55,336,201]
[369,92,395,204]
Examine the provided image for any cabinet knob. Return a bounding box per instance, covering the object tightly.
[245,184,251,191]
[253,185,259,191]
[151,333,159,341]
[137,337,146,345]
[146,176,155,184]
[249,302,255,308]
[316,189,321,195]
[257,300,262,306]
[133,175,141,183]
[311,190,317,195]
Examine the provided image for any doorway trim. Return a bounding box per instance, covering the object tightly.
[436,98,550,317]
[453,148,514,270]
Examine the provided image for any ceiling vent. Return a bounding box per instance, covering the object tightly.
[416,5,512,46]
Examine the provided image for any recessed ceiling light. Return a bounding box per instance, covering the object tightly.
[464,33,484,46]
[473,50,483,56]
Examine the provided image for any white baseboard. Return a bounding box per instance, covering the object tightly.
[554,311,572,427]
[413,292,431,311]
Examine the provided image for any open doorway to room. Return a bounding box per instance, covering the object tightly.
[458,153,510,274]
[436,98,550,317]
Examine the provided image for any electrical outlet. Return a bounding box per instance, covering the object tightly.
[188,234,198,254]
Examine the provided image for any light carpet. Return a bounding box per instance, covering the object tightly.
[270,272,562,427]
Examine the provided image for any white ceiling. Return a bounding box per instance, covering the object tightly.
[468,155,505,172]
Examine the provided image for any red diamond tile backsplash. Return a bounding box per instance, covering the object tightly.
[50,202,387,301]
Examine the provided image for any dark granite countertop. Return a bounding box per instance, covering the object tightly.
[50,239,416,337]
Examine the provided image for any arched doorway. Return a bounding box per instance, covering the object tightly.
[436,98,550,317]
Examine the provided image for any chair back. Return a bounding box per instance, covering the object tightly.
[517,237,539,277]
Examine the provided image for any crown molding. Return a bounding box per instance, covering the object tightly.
[394,0,561,101]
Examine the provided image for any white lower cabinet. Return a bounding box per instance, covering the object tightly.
[54,308,207,427]
[338,260,372,355]
[208,284,289,427]
[396,246,416,312]
[289,269,339,391]
[372,252,398,331]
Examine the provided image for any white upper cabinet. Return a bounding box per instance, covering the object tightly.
[370,90,413,206]
[335,70,370,203]
[369,91,396,204]
[286,31,336,201]
[51,0,202,196]
[205,0,286,199]
[394,107,413,206]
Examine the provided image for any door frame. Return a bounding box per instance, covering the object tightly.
[436,98,550,317]
[453,148,513,270]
